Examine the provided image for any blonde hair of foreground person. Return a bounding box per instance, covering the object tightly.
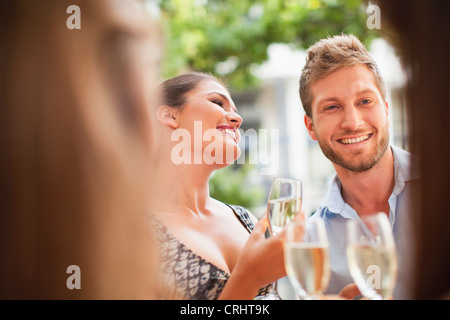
[0,0,162,299]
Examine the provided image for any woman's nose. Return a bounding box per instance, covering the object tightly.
[227,112,243,129]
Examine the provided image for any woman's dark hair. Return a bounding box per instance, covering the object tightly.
[160,72,224,108]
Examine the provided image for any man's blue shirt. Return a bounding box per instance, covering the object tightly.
[310,145,420,299]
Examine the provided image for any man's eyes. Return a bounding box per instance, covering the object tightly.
[324,104,338,111]
[359,98,371,105]
[323,99,372,111]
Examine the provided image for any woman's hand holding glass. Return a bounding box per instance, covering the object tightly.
[254,178,302,300]
[219,211,300,300]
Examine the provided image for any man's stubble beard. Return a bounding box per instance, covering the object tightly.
[315,123,390,173]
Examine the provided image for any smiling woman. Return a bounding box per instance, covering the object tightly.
[148,72,293,300]
[158,72,242,166]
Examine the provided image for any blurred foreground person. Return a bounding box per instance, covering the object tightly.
[0,0,162,299]
[375,0,450,299]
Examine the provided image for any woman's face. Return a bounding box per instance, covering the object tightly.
[175,80,243,166]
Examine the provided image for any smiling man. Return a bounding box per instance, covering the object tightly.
[299,34,420,299]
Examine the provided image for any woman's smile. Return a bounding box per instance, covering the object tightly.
[217,125,238,143]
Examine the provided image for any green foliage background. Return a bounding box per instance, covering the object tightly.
[155,0,376,89]
[208,164,266,211]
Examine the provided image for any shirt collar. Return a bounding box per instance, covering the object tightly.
[318,145,419,218]
[391,145,420,196]
[318,175,359,220]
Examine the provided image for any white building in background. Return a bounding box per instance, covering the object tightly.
[232,39,407,217]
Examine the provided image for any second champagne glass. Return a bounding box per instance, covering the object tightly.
[346,212,398,300]
[284,218,331,299]
[256,177,302,300]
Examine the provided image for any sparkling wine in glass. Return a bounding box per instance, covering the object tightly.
[346,212,398,300]
[255,178,302,300]
[284,218,331,299]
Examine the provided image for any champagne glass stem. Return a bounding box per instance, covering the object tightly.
[269,280,279,298]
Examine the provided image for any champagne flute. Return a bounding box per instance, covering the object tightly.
[284,218,331,299]
[346,212,398,300]
[255,177,302,300]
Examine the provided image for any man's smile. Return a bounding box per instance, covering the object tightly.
[338,133,373,145]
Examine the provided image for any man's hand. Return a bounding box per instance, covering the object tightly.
[339,283,362,299]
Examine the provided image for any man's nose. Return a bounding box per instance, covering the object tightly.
[340,106,364,131]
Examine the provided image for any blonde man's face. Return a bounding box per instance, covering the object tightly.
[304,65,390,172]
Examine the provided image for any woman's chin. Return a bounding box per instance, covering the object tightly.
[209,149,240,168]
[224,145,240,164]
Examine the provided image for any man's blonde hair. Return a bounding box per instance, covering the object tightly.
[299,34,386,118]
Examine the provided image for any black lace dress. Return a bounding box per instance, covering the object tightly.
[153,204,271,300]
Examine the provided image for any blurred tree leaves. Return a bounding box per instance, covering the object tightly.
[208,164,266,211]
[153,0,376,89]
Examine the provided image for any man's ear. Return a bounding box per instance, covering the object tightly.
[304,114,318,141]
[156,106,179,129]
